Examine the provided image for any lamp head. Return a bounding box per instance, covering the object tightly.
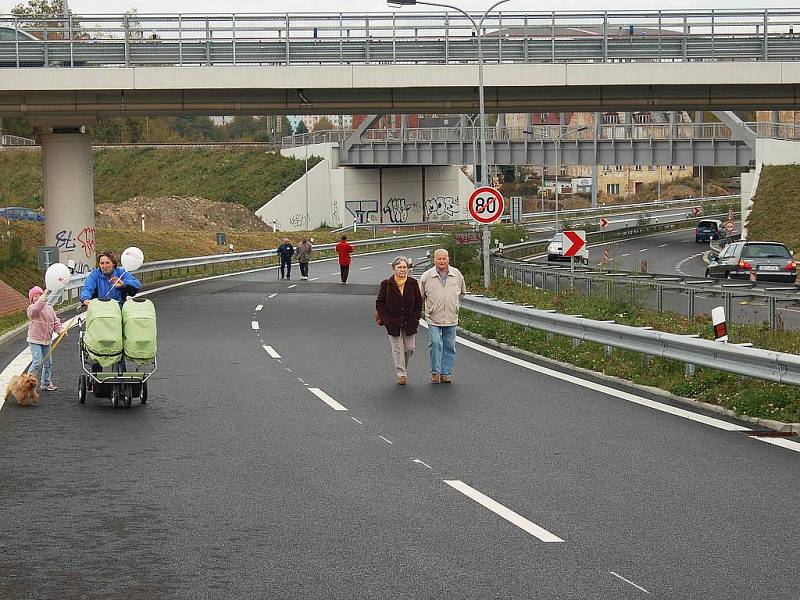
[388,0,416,5]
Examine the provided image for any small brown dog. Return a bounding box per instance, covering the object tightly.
[4,373,39,406]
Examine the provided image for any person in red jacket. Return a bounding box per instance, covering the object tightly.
[335,235,355,284]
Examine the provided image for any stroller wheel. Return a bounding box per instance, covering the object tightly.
[139,382,148,405]
[123,385,133,409]
[110,385,120,408]
[78,375,86,404]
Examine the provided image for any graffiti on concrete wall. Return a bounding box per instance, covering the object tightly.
[289,214,309,228]
[55,229,77,251]
[332,198,341,227]
[77,226,96,258]
[425,196,460,221]
[382,197,420,224]
[345,200,379,224]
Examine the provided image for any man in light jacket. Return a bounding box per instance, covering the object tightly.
[419,248,466,384]
[296,237,313,280]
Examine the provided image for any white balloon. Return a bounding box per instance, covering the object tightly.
[121,246,144,272]
[44,263,71,291]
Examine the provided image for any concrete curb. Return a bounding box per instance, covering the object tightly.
[456,326,800,435]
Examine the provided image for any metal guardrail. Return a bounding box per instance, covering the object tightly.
[56,232,443,301]
[461,294,800,386]
[3,10,800,68]
[0,134,36,146]
[522,196,738,223]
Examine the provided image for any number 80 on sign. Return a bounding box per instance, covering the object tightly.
[468,186,505,224]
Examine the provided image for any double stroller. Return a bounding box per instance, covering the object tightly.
[78,298,158,408]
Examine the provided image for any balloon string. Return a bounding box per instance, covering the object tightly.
[104,268,128,298]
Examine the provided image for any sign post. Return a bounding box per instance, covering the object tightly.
[562,229,586,287]
[468,186,505,288]
[510,196,522,223]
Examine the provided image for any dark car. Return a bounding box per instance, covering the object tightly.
[695,219,723,243]
[0,206,44,222]
[706,241,797,283]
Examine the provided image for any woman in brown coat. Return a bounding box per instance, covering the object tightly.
[375,256,423,385]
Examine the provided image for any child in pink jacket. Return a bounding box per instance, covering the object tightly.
[26,286,63,391]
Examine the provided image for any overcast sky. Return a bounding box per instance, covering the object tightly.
[3,0,800,14]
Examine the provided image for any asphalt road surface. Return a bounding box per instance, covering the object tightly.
[1,248,798,599]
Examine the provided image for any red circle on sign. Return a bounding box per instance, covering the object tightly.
[468,186,505,224]
[725,221,735,232]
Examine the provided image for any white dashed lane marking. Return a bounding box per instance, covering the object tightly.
[379,436,393,445]
[308,388,348,411]
[288,284,297,289]
[658,243,669,248]
[268,293,278,299]
[610,572,651,594]
[255,304,263,311]
[444,480,564,543]
[309,277,319,281]
[251,321,259,330]
[262,345,281,359]
[359,266,372,270]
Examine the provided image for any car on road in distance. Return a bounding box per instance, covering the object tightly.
[0,206,44,222]
[695,219,724,242]
[705,240,797,282]
[547,232,589,264]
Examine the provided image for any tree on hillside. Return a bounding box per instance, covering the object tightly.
[171,116,219,142]
[294,121,309,135]
[278,116,293,138]
[223,117,264,142]
[0,117,34,139]
[312,117,334,132]
[12,0,88,40]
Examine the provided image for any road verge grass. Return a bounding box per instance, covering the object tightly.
[458,279,800,424]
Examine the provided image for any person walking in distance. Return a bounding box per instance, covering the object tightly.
[276,237,294,280]
[335,235,354,284]
[375,257,423,385]
[419,248,466,384]
[296,237,313,280]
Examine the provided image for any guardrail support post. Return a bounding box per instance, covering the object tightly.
[724,292,732,323]
[685,363,696,378]
[687,289,696,319]
[604,344,612,357]
[554,272,560,293]
[657,285,663,311]
[586,277,592,297]
[768,296,777,330]
[572,338,581,349]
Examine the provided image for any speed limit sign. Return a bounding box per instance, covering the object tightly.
[468,186,504,224]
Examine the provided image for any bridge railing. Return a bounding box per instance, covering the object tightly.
[462,293,800,386]
[282,121,800,149]
[0,135,36,146]
[3,9,800,67]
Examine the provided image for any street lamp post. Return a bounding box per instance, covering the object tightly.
[389,0,510,288]
[525,125,588,233]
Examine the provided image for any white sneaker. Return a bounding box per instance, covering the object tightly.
[302,276,308,280]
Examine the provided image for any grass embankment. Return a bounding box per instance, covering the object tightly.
[0,221,393,298]
[461,280,800,423]
[0,147,321,212]
[746,165,800,251]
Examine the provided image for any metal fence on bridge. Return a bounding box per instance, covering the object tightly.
[3,10,800,68]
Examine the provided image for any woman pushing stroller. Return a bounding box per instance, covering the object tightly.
[80,250,141,305]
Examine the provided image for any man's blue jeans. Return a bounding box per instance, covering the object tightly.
[428,324,457,376]
[27,343,53,385]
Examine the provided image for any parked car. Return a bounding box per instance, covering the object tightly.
[547,232,589,264]
[695,219,724,243]
[706,240,797,282]
[0,206,44,222]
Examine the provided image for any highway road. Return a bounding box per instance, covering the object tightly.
[1,247,798,599]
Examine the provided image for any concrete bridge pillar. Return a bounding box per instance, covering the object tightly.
[41,130,96,274]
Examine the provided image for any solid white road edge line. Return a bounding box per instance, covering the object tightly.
[262,345,281,359]
[444,480,564,543]
[609,571,651,594]
[308,387,348,411]
[452,334,750,433]
[379,436,393,445]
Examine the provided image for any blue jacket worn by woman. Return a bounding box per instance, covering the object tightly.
[79,267,141,304]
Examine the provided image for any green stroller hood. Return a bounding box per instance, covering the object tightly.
[84,299,123,367]
[122,299,157,362]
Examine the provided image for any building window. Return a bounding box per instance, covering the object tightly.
[634,165,643,171]
[678,165,686,170]
[603,112,620,124]
[539,113,548,122]
[607,183,620,195]
[648,165,655,171]
[615,165,623,171]
[633,112,652,124]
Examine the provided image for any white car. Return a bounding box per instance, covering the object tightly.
[547,232,589,264]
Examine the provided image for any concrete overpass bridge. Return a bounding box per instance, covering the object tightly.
[3,9,800,258]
